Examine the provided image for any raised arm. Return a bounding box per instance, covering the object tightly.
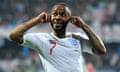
[70,16,106,54]
[9,12,50,44]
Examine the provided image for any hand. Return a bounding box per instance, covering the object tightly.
[36,12,50,23]
[70,16,85,28]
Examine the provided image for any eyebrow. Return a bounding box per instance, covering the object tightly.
[51,10,68,15]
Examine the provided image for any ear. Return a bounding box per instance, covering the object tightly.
[48,14,51,22]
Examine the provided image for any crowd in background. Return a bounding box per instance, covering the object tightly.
[0,0,120,72]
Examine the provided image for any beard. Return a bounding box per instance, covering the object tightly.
[50,19,69,32]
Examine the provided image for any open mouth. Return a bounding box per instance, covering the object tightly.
[53,23,62,29]
[51,20,65,30]
[53,20,63,29]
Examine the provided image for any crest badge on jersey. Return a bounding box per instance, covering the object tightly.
[69,38,79,48]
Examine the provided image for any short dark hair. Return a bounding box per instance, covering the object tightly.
[55,2,70,8]
[52,2,71,16]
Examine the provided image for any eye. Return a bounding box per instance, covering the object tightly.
[53,12,57,16]
[61,13,66,17]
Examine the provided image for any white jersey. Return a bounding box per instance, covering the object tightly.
[21,32,93,72]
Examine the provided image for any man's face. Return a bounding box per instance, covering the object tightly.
[50,5,71,31]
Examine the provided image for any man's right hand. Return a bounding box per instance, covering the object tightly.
[36,12,51,23]
[9,12,51,44]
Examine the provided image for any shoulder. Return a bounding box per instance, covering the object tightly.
[24,32,51,38]
[74,32,89,40]
[66,32,89,40]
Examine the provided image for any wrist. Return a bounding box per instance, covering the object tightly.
[34,16,41,24]
[79,22,88,29]
[77,21,85,28]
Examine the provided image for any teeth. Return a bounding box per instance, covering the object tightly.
[54,20,57,22]
[54,20,62,24]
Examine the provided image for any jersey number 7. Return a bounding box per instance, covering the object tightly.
[50,42,56,55]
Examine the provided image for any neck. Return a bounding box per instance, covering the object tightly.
[53,31,66,38]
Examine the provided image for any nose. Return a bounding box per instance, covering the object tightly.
[55,14,62,19]
[54,14,63,22]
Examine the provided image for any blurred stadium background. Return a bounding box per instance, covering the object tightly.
[0,0,120,72]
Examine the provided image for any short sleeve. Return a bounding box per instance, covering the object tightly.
[73,32,93,54]
[21,33,40,51]
[81,39,93,54]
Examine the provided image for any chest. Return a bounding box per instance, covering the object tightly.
[42,37,82,58]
